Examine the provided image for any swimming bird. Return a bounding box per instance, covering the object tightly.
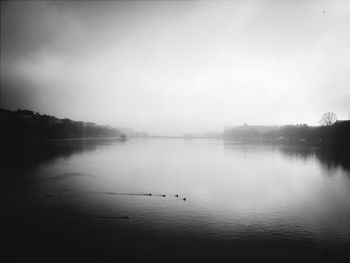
[174,194,179,198]
[183,197,186,201]
[162,194,166,197]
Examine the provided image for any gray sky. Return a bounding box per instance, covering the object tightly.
[1,0,350,135]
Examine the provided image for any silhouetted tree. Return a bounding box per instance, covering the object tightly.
[319,112,337,126]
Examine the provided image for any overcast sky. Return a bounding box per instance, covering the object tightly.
[1,0,350,135]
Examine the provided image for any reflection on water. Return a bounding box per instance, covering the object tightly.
[278,145,350,174]
[2,138,350,262]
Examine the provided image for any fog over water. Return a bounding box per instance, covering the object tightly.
[1,1,350,135]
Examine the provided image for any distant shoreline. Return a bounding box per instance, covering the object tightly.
[44,137,128,143]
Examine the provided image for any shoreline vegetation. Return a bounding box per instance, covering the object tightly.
[222,122,350,145]
[0,108,127,146]
[1,108,349,148]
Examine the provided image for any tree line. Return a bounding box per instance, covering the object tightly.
[223,112,350,144]
[0,109,124,145]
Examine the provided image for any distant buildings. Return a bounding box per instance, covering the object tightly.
[224,124,279,140]
[223,122,350,144]
[224,124,279,136]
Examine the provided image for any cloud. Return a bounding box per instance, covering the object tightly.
[1,0,350,134]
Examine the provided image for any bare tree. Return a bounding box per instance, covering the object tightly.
[319,112,337,126]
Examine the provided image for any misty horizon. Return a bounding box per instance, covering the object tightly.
[1,0,350,135]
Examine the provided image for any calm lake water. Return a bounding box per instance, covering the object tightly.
[3,138,350,262]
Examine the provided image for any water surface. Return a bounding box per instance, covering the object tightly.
[3,138,350,262]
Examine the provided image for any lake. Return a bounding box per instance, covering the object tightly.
[2,138,350,262]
